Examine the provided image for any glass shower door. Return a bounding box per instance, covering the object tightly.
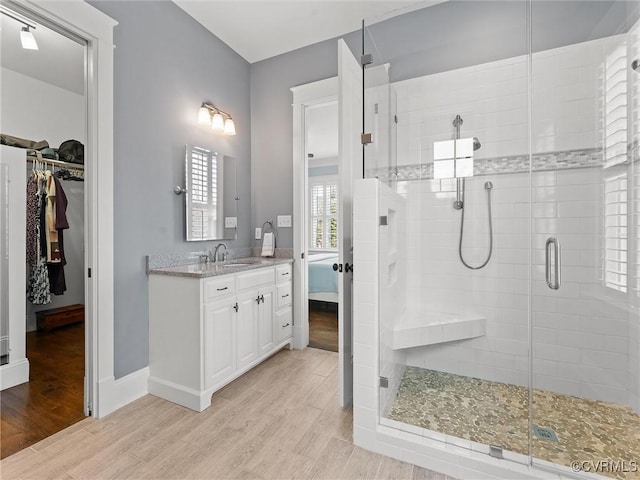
[365,0,533,465]
[530,2,640,477]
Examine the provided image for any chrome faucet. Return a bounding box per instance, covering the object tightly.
[213,243,228,263]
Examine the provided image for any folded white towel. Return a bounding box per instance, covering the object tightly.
[261,232,274,257]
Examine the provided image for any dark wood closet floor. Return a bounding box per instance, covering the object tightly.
[308,301,338,352]
[1,323,85,459]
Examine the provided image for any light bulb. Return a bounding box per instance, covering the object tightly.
[198,105,210,125]
[211,113,224,131]
[224,118,236,136]
[20,27,38,50]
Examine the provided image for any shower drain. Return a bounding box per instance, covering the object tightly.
[532,424,559,443]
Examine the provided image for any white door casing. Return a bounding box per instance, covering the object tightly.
[337,39,362,408]
[4,0,117,417]
[291,77,339,350]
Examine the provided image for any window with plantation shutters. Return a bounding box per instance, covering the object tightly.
[602,41,628,293]
[310,178,338,250]
[604,172,627,293]
[188,147,218,241]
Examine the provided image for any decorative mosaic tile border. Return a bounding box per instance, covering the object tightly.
[367,147,609,182]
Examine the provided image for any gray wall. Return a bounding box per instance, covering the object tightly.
[250,0,637,249]
[90,1,251,378]
[250,36,358,250]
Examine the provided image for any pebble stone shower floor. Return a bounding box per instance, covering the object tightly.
[387,367,640,480]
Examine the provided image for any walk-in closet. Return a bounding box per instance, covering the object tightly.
[0,5,88,458]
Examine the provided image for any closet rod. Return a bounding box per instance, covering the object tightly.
[26,156,85,170]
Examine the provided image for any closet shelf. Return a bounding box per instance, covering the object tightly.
[27,155,85,170]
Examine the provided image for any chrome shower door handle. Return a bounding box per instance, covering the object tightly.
[545,237,561,290]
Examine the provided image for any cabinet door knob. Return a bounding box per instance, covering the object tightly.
[256,296,261,304]
[233,302,238,312]
[282,293,289,298]
[282,323,290,327]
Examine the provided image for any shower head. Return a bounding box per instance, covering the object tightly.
[473,137,481,151]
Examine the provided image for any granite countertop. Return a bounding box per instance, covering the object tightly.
[147,257,293,278]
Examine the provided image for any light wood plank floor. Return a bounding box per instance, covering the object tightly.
[0,347,451,480]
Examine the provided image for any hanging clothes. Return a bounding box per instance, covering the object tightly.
[25,177,40,267]
[45,171,62,263]
[26,163,71,302]
[48,176,69,295]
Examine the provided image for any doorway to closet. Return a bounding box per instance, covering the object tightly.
[0,5,88,459]
[306,101,339,353]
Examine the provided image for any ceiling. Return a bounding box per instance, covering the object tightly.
[173,0,424,63]
[0,10,85,95]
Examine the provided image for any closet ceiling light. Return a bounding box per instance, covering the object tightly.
[20,26,38,50]
[198,102,236,136]
[0,6,39,51]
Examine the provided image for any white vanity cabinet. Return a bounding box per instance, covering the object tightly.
[148,262,293,412]
[274,264,293,343]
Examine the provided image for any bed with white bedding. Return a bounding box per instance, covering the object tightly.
[308,253,339,303]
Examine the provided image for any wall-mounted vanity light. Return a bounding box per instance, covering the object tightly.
[198,102,236,136]
[0,6,39,50]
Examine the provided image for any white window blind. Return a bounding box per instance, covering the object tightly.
[604,172,627,293]
[603,42,627,168]
[189,147,217,240]
[310,180,338,250]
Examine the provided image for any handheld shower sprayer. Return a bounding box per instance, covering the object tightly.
[451,115,493,269]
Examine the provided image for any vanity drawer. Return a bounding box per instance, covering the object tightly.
[203,276,235,302]
[275,263,292,281]
[236,268,274,291]
[276,282,292,309]
[275,307,292,343]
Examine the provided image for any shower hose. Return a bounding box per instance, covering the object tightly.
[459,181,493,270]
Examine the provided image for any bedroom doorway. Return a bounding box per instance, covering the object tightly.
[306,101,339,353]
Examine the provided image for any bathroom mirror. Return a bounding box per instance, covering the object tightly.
[184,145,238,241]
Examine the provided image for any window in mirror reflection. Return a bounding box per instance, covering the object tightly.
[187,146,221,240]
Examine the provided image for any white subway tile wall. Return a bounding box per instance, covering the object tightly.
[360,34,637,408]
[401,165,634,406]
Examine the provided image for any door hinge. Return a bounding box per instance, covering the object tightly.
[87,268,92,278]
[374,103,379,114]
[301,252,305,259]
[379,377,389,388]
[361,133,373,145]
[394,114,398,124]
[361,53,373,67]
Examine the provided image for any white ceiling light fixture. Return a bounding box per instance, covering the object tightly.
[198,102,236,136]
[20,26,38,50]
[0,6,39,51]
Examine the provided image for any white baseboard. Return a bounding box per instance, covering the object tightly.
[96,366,149,418]
[148,376,209,412]
[0,358,30,391]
